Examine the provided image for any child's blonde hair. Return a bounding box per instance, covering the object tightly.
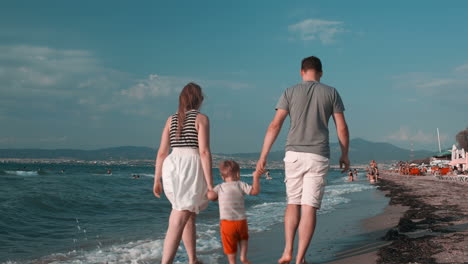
[218,160,240,179]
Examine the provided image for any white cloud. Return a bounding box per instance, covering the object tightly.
[415,78,456,89]
[387,126,448,144]
[121,74,183,100]
[0,44,254,123]
[288,19,345,44]
[455,63,468,74]
[392,63,468,103]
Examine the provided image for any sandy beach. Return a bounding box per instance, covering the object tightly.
[333,172,468,264]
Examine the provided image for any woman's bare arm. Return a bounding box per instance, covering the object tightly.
[197,113,213,190]
[153,116,171,198]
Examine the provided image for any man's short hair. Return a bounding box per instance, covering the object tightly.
[219,160,240,178]
[301,56,322,73]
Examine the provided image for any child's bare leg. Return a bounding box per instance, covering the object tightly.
[239,240,251,264]
[227,254,237,264]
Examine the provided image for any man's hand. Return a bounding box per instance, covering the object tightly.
[253,169,265,178]
[153,180,163,198]
[256,158,266,173]
[339,155,350,173]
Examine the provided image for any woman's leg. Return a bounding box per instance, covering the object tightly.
[162,209,192,264]
[182,212,200,264]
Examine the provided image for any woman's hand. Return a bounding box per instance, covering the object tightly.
[153,180,163,198]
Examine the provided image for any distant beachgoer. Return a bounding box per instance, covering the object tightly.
[265,170,272,180]
[374,166,380,182]
[207,160,262,264]
[153,83,212,264]
[256,56,349,264]
[368,166,375,182]
[353,168,358,178]
[348,170,354,181]
[107,169,112,174]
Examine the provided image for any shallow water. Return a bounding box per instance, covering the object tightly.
[0,163,384,263]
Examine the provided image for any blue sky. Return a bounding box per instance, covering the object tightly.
[0,1,467,153]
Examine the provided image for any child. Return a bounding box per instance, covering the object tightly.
[207,160,261,264]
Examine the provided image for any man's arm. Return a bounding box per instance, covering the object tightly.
[197,114,214,191]
[256,109,288,172]
[332,112,350,173]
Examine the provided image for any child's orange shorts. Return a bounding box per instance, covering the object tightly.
[220,219,249,255]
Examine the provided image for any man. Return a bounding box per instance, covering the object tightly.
[256,56,349,264]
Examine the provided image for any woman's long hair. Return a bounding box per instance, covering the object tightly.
[177,82,204,138]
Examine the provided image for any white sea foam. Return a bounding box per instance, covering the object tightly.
[5,170,39,176]
[45,239,164,264]
[325,183,376,197]
[247,202,286,232]
[42,223,224,264]
[138,173,154,178]
[245,182,377,231]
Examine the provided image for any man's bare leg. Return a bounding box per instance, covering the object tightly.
[278,204,300,264]
[295,205,317,264]
[239,240,251,264]
[182,213,201,264]
[162,209,192,264]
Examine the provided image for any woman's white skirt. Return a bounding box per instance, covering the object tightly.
[162,147,208,214]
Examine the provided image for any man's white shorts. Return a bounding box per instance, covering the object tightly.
[283,151,329,209]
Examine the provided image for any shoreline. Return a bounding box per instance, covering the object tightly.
[376,173,467,263]
[248,181,389,264]
[333,172,467,264]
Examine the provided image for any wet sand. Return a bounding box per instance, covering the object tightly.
[330,172,468,264]
[352,172,467,264]
[329,204,408,264]
[248,172,467,263]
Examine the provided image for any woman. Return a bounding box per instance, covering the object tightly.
[153,82,213,264]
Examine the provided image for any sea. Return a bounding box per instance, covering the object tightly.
[0,163,389,264]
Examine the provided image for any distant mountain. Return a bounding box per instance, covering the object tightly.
[331,138,433,164]
[222,138,434,164]
[0,138,433,164]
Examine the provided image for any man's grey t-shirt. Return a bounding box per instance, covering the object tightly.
[276,81,345,158]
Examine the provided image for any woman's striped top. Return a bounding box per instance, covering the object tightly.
[169,109,199,148]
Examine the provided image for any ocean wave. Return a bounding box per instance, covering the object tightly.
[247,202,286,232]
[31,234,223,264]
[134,173,153,178]
[325,183,376,197]
[320,196,351,215]
[4,170,40,176]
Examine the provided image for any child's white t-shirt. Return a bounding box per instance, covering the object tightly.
[213,181,252,221]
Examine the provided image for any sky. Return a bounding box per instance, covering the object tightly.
[0,1,467,153]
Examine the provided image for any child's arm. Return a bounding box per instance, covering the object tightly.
[249,170,261,195]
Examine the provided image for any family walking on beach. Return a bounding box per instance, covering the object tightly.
[153,56,350,264]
